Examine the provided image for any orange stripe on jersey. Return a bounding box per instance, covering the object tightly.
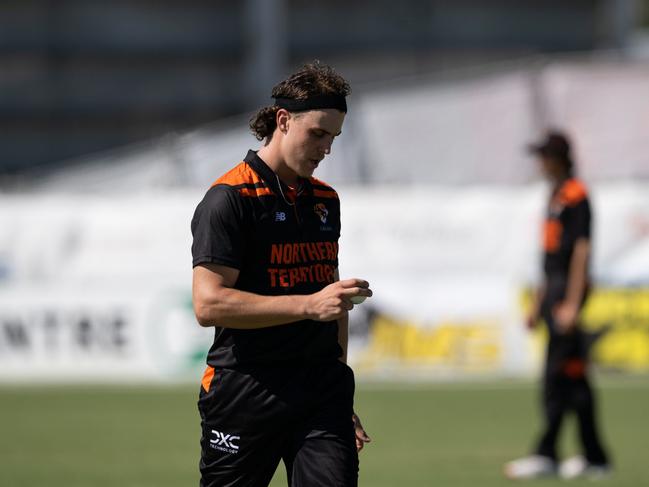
[201,366,215,393]
[211,162,264,188]
[310,177,338,199]
[558,179,588,207]
[239,187,274,197]
[543,219,562,252]
[310,176,330,186]
[313,189,339,199]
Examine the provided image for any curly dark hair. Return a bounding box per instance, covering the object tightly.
[249,61,351,141]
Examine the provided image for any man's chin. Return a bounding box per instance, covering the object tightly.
[299,167,317,178]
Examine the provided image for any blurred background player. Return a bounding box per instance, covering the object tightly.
[504,131,612,480]
[191,61,372,487]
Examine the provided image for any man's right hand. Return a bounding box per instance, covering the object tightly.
[305,278,372,321]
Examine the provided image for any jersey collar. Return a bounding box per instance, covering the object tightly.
[244,150,312,198]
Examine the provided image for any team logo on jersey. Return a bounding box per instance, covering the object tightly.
[275,211,287,222]
[210,429,241,454]
[314,203,328,224]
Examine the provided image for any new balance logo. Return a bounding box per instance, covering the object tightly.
[210,430,240,454]
[275,212,287,222]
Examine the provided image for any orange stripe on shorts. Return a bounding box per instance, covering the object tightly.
[201,366,215,392]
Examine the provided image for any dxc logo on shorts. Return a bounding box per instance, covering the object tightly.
[210,430,241,454]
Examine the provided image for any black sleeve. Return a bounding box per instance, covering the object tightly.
[191,186,246,269]
[571,197,591,240]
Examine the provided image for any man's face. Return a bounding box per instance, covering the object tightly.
[280,109,345,180]
[538,155,562,181]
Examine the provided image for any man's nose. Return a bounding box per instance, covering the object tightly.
[322,138,333,155]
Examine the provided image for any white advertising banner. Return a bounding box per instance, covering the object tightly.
[0,192,211,382]
[1,184,648,382]
[0,285,211,382]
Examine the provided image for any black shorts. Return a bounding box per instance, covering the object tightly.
[198,360,358,487]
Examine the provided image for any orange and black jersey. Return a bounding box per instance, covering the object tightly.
[542,178,591,276]
[191,150,342,368]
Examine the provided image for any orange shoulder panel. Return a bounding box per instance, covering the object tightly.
[559,179,588,206]
[239,187,274,197]
[210,162,272,196]
[211,162,263,188]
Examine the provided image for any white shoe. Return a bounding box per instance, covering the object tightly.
[559,455,612,480]
[503,455,557,479]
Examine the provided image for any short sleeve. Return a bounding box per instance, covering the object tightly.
[191,186,246,269]
[571,198,591,240]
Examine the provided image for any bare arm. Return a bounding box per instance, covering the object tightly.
[192,263,371,329]
[565,237,590,306]
[555,237,590,332]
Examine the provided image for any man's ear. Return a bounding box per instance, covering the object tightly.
[276,109,290,134]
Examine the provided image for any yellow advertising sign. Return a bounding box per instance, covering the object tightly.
[356,313,502,374]
[527,288,649,372]
[582,288,649,371]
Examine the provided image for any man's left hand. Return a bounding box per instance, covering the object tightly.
[554,301,579,333]
[352,413,371,452]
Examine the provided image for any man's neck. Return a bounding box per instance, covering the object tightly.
[551,173,571,189]
[257,142,299,187]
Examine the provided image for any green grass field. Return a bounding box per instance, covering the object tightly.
[1,376,647,487]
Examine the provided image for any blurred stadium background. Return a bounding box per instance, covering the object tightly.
[1,1,649,486]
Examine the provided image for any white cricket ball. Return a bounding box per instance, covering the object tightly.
[350,295,367,305]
